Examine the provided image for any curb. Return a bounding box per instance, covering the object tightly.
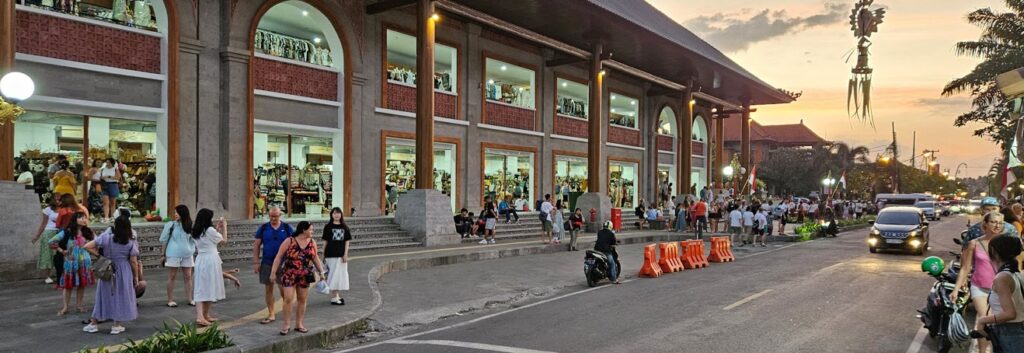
[215,232,697,352]
[766,222,873,243]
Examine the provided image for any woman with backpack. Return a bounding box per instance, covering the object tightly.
[48,212,94,315]
[160,205,196,307]
[83,209,141,335]
[973,235,1024,351]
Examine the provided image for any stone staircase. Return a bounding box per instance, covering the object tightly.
[129,216,420,269]
[460,211,643,244]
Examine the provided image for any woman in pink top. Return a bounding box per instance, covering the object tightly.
[952,211,1005,353]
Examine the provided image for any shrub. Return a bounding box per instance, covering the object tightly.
[81,321,233,353]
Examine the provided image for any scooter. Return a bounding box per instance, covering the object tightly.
[918,238,969,353]
[584,249,620,287]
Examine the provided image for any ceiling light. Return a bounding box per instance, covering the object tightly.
[561,81,567,87]
[302,10,308,16]
[313,37,321,44]
[431,13,440,21]
[611,108,616,112]
[488,79,494,84]
[611,95,616,100]
[630,101,636,105]
[689,99,696,105]
[500,65,507,71]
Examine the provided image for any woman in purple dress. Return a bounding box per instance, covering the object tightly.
[82,209,142,335]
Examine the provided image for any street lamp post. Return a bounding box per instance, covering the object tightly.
[0,71,34,125]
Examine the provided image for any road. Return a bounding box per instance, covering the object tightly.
[329,215,975,353]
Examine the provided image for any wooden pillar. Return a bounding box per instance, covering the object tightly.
[0,0,15,181]
[414,0,436,189]
[678,82,693,196]
[714,105,725,188]
[586,43,604,192]
[740,100,751,171]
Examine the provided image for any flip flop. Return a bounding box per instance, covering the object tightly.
[279,328,290,335]
[260,318,276,325]
[295,327,309,333]
[167,301,178,307]
[196,321,211,327]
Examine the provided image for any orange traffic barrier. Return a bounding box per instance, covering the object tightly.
[639,244,664,277]
[680,240,706,269]
[658,243,684,273]
[708,236,735,263]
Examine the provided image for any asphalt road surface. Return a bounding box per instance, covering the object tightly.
[332,215,976,353]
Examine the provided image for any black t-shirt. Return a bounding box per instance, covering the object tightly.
[594,229,617,253]
[322,222,352,258]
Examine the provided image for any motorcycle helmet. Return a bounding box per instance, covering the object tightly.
[603,220,613,229]
[921,256,944,277]
[981,197,999,206]
[948,312,971,343]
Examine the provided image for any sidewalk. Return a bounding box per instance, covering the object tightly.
[0,229,739,353]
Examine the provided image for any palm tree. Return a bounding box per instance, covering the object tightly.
[942,1,1024,149]
[825,142,871,171]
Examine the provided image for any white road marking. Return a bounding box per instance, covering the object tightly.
[389,339,558,353]
[816,262,845,274]
[723,289,773,310]
[738,242,805,259]
[904,326,928,353]
[332,279,633,352]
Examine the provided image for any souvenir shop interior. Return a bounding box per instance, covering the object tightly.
[485,58,535,110]
[255,0,342,69]
[556,78,588,119]
[609,161,637,208]
[609,94,638,129]
[385,29,457,93]
[252,133,336,218]
[657,165,676,206]
[554,155,587,203]
[482,148,534,206]
[383,138,456,211]
[13,112,164,218]
[657,107,676,136]
[19,0,161,31]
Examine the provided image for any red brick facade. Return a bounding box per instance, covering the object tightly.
[384,82,457,119]
[554,115,588,138]
[253,57,338,101]
[609,126,640,146]
[691,141,706,156]
[484,101,535,131]
[16,11,161,73]
[657,135,674,151]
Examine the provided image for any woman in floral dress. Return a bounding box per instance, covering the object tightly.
[270,221,325,335]
[48,211,94,315]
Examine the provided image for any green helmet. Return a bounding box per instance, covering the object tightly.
[921,256,945,277]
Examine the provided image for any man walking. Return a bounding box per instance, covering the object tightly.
[694,198,708,239]
[251,206,294,325]
[540,194,555,244]
[728,205,743,247]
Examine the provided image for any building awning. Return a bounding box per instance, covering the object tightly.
[449,0,794,106]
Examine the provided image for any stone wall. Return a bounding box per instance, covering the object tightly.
[0,182,48,282]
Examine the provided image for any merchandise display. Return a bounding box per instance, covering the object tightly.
[657,107,676,135]
[386,64,454,92]
[557,96,587,119]
[255,29,333,67]
[23,0,158,31]
[485,58,535,109]
[252,133,335,218]
[609,94,639,128]
[556,78,588,119]
[609,112,636,128]
[385,29,457,93]
[609,162,637,208]
[554,156,588,203]
[383,141,456,211]
[482,150,533,205]
[486,81,533,108]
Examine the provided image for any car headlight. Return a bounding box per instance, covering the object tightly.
[868,238,878,246]
[870,228,880,236]
[908,230,918,237]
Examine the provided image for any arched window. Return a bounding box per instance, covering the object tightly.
[255,1,344,70]
[657,107,676,136]
[692,115,708,143]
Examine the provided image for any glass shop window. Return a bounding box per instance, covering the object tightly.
[609,93,638,129]
[484,58,535,109]
[385,29,458,93]
[556,77,588,119]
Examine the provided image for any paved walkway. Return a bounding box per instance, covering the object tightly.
[1,229,753,353]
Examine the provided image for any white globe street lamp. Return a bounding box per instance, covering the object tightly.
[723,166,734,178]
[0,72,35,101]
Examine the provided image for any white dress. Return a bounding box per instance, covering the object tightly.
[193,228,225,302]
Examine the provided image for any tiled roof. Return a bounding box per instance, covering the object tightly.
[722,116,774,143]
[723,119,826,145]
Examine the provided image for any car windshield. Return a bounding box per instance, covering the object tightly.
[915,202,935,208]
[876,211,921,225]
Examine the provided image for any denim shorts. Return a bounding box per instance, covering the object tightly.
[990,322,1024,353]
[102,182,120,198]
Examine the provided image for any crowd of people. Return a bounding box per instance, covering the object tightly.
[29,187,353,336]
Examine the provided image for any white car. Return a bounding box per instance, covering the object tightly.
[914,201,940,221]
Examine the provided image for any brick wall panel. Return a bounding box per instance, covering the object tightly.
[254,57,338,101]
[484,101,535,131]
[16,11,161,73]
[609,126,640,146]
[657,135,674,151]
[385,83,457,119]
[554,115,588,138]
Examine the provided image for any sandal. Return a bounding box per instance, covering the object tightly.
[196,320,211,327]
[295,327,309,333]
[279,328,290,335]
[167,301,178,307]
[77,306,87,313]
[57,308,68,316]
[259,318,276,325]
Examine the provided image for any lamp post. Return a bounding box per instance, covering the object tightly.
[0,72,34,125]
[723,165,734,196]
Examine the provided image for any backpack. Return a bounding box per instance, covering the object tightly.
[257,222,294,240]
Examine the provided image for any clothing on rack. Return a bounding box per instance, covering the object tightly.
[557,96,587,118]
[255,29,333,67]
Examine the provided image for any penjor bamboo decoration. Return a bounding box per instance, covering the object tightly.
[846,0,885,127]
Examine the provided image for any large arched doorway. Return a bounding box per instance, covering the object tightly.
[656,106,677,205]
[248,0,348,218]
[691,115,709,193]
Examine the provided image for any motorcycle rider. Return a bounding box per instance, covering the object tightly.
[963,197,1020,248]
[595,221,621,284]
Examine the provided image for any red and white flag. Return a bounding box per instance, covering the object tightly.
[746,165,757,195]
[838,171,847,189]
[1003,135,1021,198]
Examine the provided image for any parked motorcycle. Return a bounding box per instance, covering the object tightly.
[583,250,619,287]
[918,239,970,353]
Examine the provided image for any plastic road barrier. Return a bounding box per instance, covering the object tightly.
[639,244,664,277]
[680,240,708,269]
[708,236,735,263]
[658,242,684,273]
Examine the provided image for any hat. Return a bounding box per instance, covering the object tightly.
[982,197,999,206]
[134,280,147,298]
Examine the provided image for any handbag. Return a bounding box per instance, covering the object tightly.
[92,244,115,281]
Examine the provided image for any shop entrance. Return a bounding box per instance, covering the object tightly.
[609,161,638,209]
[554,155,587,208]
[657,164,676,207]
[383,138,456,213]
[483,148,534,209]
[253,132,336,218]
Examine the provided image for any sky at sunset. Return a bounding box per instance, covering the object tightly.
[648,0,1002,177]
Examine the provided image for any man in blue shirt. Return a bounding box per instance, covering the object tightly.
[251,206,293,324]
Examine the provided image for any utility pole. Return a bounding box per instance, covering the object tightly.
[911,131,916,169]
[892,122,900,193]
[923,149,940,174]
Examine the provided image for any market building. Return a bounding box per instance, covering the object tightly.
[0,0,795,221]
[722,118,828,167]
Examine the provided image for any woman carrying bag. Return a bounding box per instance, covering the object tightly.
[973,235,1024,352]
